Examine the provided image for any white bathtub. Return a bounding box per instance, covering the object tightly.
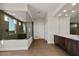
[0,37,32,51]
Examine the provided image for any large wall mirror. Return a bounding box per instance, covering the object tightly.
[0,10,33,40]
[70,13,79,35]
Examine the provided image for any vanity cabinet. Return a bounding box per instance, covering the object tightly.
[54,36,65,49]
[54,35,79,56]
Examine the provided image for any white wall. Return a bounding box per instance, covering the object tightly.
[59,16,70,35]
[45,14,59,44]
[45,13,70,44]
[33,13,70,44]
[34,19,45,39]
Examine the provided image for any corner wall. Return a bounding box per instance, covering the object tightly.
[45,13,70,44]
[33,12,70,44]
[34,19,45,39]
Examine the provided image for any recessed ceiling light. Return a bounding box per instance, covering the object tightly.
[63,10,67,12]
[72,3,76,6]
[65,14,68,16]
[72,10,75,12]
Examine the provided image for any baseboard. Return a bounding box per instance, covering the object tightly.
[34,38,45,40]
[47,41,54,44]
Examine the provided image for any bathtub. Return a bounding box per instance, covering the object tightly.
[0,37,32,51]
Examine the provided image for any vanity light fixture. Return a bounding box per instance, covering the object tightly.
[74,24,77,27]
[19,22,21,26]
[73,24,77,27]
[1,40,4,45]
[4,15,8,21]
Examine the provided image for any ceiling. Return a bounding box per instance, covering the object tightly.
[0,3,78,21]
[0,3,28,11]
[27,3,66,20]
[56,3,79,17]
[27,4,47,20]
[28,3,66,16]
[28,3,79,18]
[28,3,64,13]
[0,3,32,22]
[5,10,29,22]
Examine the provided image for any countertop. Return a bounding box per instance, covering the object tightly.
[54,34,79,41]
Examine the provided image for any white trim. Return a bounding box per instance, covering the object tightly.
[47,40,54,44]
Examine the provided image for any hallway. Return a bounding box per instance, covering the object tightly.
[0,39,68,56]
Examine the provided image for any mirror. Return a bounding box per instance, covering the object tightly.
[0,10,33,40]
[70,13,79,35]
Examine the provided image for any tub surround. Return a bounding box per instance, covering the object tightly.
[54,34,79,56]
[0,37,32,51]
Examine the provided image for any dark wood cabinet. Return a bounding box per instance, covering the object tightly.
[54,35,59,45]
[73,41,79,55]
[54,35,79,56]
[54,35,65,50]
